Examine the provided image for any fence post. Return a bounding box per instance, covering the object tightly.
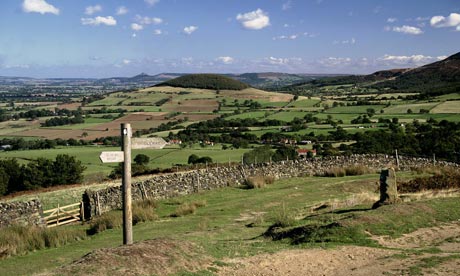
[57,203,60,226]
[80,201,85,222]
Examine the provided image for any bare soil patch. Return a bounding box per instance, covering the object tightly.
[59,102,82,110]
[370,221,460,249]
[165,99,219,112]
[47,238,212,276]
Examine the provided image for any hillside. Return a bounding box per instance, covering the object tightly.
[286,69,408,90]
[155,74,250,90]
[287,52,460,97]
[373,52,460,96]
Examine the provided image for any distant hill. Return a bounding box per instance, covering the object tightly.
[96,73,184,86]
[229,72,316,89]
[156,74,250,90]
[372,52,460,96]
[286,52,460,97]
[286,69,408,89]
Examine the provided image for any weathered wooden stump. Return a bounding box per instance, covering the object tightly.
[372,167,398,209]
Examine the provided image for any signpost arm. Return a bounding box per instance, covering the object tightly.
[121,123,133,245]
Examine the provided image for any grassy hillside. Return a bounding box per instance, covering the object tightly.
[1,171,460,275]
[156,74,250,90]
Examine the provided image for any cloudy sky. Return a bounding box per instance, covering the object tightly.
[0,0,459,78]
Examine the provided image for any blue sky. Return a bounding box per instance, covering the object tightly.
[0,0,459,78]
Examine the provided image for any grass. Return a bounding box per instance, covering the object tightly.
[430,100,460,114]
[0,172,459,275]
[383,102,439,114]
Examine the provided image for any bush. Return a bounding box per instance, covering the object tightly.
[171,200,206,217]
[132,199,158,224]
[244,175,276,189]
[87,211,123,235]
[344,165,372,176]
[321,167,346,177]
[0,225,86,258]
[399,167,460,193]
[320,165,372,177]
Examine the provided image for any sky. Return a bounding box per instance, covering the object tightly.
[0,0,459,78]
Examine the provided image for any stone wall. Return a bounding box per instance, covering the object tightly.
[0,199,45,228]
[82,154,458,219]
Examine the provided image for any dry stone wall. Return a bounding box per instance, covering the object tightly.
[82,154,458,219]
[0,199,45,228]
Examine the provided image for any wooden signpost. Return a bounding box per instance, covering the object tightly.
[99,124,167,245]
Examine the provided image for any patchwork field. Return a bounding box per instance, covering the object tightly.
[430,100,460,114]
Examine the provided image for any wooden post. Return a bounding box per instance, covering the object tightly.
[395,149,400,168]
[80,201,85,222]
[121,123,133,245]
[57,203,60,226]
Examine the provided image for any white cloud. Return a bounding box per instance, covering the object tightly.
[335,38,356,44]
[236,9,270,30]
[266,57,302,66]
[391,25,423,35]
[145,0,160,6]
[378,54,437,66]
[85,5,102,15]
[116,6,128,15]
[216,56,234,64]
[122,59,131,65]
[183,26,198,35]
[81,16,117,26]
[430,13,460,29]
[319,57,352,67]
[437,55,448,60]
[153,29,162,35]
[273,34,298,40]
[135,15,163,25]
[131,23,143,31]
[282,1,292,11]
[132,33,137,38]
[387,17,397,23]
[22,0,59,15]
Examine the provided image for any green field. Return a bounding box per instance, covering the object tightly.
[382,102,440,114]
[0,146,250,180]
[326,105,385,114]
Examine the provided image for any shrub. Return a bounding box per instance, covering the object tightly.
[87,211,123,235]
[399,168,460,193]
[321,167,346,177]
[171,200,206,217]
[244,175,275,189]
[320,165,372,177]
[132,199,158,224]
[344,165,372,176]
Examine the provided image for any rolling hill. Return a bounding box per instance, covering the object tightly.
[155,74,251,90]
[372,52,460,96]
[286,52,460,97]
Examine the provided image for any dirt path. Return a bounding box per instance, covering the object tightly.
[218,221,460,276]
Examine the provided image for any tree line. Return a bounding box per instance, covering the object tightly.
[0,154,86,196]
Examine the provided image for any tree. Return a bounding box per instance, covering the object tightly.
[188,154,199,164]
[243,146,274,164]
[52,154,86,185]
[0,167,9,196]
[273,146,298,162]
[134,154,150,165]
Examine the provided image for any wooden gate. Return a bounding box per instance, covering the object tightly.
[43,202,84,228]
